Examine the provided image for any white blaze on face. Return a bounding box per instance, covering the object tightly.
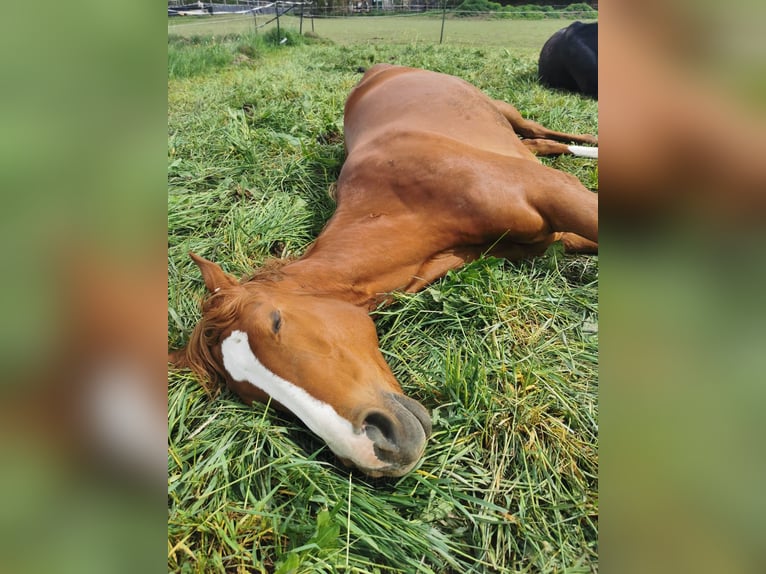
[221,330,386,471]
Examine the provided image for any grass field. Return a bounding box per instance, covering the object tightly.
[168,15,593,53]
[168,23,598,573]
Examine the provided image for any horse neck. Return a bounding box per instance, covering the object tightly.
[275,252,399,310]
[276,221,436,309]
[270,186,477,308]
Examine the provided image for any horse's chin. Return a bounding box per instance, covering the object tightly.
[337,452,422,478]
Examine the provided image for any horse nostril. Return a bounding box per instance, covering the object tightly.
[363,412,398,455]
[358,395,430,471]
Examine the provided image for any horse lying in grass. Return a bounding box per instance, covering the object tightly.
[169,64,598,477]
[538,21,598,99]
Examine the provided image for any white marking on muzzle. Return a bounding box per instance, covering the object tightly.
[221,330,385,471]
[568,145,598,159]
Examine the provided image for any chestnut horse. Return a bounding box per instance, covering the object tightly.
[170,64,598,477]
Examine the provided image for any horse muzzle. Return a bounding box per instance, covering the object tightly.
[353,392,432,478]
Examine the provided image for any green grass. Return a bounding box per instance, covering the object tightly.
[169,32,598,573]
[168,15,593,53]
[168,29,316,79]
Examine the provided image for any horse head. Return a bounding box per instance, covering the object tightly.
[170,253,432,478]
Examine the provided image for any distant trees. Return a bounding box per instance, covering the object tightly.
[454,2,597,18]
[496,0,596,6]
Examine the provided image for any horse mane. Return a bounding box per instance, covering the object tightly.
[175,287,249,395]
[243,255,295,282]
[175,255,299,394]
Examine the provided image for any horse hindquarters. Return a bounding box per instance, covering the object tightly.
[443,151,598,255]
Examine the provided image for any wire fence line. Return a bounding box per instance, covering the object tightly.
[168,11,594,24]
[168,5,596,47]
[168,1,597,19]
[167,1,593,7]
[168,1,306,16]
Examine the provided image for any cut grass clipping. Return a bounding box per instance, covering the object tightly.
[169,31,598,573]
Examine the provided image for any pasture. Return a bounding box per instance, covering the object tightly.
[168,22,598,573]
[168,14,593,52]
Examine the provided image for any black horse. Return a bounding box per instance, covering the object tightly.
[538,21,598,99]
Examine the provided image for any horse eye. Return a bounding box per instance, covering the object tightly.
[270,310,282,334]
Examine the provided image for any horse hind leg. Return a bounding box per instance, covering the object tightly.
[492,99,598,146]
[478,157,598,251]
[557,232,598,254]
[522,138,598,159]
[526,167,598,247]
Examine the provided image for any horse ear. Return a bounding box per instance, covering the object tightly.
[189,252,238,293]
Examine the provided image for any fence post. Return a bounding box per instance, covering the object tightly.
[300,1,304,34]
[276,1,281,42]
[440,0,447,44]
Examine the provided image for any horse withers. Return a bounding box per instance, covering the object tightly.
[169,64,598,477]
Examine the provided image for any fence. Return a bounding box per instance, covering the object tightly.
[167,4,597,48]
[168,2,597,19]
